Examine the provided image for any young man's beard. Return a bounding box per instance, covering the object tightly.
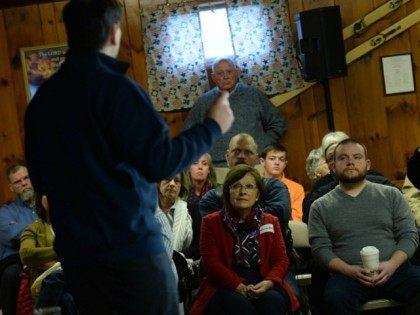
[336,168,368,184]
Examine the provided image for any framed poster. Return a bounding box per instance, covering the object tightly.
[381,53,416,96]
[20,43,67,102]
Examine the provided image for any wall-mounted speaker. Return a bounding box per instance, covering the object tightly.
[295,6,347,81]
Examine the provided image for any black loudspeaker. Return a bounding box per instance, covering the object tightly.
[295,6,347,81]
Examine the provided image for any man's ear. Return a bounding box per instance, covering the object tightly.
[366,159,371,171]
[109,23,119,45]
[260,157,265,166]
[41,195,49,211]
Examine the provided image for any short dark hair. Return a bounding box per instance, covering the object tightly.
[63,0,123,51]
[260,143,287,159]
[5,159,27,182]
[222,165,265,207]
[334,138,368,161]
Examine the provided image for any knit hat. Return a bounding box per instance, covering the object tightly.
[407,147,420,189]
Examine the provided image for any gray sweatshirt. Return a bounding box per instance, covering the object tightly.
[183,83,286,165]
[309,181,418,267]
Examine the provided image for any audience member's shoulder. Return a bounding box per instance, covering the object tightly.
[311,173,336,191]
[0,199,18,212]
[263,176,287,189]
[262,212,278,224]
[283,177,304,192]
[368,181,400,194]
[202,211,221,222]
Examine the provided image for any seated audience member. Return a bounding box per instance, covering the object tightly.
[191,165,299,315]
[198,133,301,301]
[407,147,420,189]
[200,133,290,232]
[305,147,329,181]
[309,139,420,314]
[20,194,57,305]
[260,144,305,221]
[302,131,389,224]
[402,176,420,229]
[0,160,38,315]
[154,203,184,315]
[187,153,217,208]
[184,154,218,260]
[157,173,193,252]
[183,58,286,166]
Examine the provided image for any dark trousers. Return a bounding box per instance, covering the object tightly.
[0,261,22,315]
[37,269,77,315]
[63,252,179,315]
[206,265,289,315]
[205,287,289,315]
[324,263,420,315]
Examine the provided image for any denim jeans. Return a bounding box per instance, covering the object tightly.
[324,263,420,315]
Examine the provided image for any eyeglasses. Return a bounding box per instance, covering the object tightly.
[229,183,257,193]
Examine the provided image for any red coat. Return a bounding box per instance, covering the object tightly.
[190,212,300,314]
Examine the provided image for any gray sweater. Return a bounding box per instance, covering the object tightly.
[309,181,418,267]
[183,83,286,165]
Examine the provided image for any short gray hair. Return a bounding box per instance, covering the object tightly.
[212,57,237,72]
[306,147,326,180]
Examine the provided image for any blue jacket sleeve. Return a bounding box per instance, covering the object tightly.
[109,81,222,182]
[261,177,291,231]
[199,187,223,218]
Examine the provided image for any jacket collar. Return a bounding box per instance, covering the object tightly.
[64,50,130,74]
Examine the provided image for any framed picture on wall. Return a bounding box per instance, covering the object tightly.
[20,43,68,102]
[381,53,416,96]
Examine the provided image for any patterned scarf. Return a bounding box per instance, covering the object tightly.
[221,204,263,268]
[187,182,211,206]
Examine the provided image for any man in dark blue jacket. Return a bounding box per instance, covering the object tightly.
[24,1,233,314]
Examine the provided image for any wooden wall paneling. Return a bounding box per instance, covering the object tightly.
[124,0,148,88]
[329,76,350,132]
[119,2,134,79]
[0,10,24,204]
[377,3,418,178]
[160,111,189,137]
[279,98,311,189]
[298,88,323,149]
[301,0,335,11]
[4,5,43,149]
[52,2,67,43]
[345,48,394,178]
[39,3,59,43]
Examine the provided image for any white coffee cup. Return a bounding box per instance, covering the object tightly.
[360,246,380,271]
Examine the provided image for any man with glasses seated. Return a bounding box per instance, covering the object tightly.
[0,160,38,315]
[183,58,286,166]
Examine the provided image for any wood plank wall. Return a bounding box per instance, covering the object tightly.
[0,0,418,204]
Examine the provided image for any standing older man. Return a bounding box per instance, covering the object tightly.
[309,139,420,314]
[183,58,287,166]
[0,160,38,315]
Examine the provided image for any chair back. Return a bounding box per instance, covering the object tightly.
[288,220,310,248]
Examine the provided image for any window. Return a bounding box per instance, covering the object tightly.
[199,7,234,62]
[141,1,303,112]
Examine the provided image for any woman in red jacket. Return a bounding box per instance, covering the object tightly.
[190,165,299,315]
